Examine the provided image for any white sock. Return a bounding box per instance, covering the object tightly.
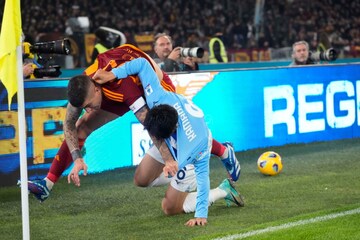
[183,187,227,213]
[183,192,197,213]
[220,147,229,159]
[44,177,54,190]
[148,172,171,187]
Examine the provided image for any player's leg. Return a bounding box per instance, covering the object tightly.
[27,109,118,202]
[211,139,241,182]
[161,165,244,216]
[182,178,245,214]
[133,145,170,187]
[211,139,226,157]
[46,109,117,182]
[161,165,197,215]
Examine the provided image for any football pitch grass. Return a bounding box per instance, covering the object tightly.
[0,138,359,239]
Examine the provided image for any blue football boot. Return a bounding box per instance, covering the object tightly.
[221,142,241,182]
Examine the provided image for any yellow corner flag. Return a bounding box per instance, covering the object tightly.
[0,0,22,109]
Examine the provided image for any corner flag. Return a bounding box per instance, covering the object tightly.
[0,0,22,109]
[0,1,30,240]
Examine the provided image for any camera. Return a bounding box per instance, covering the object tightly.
[30,39,71,55]
[33,65,62,78]
[24,38,72,78]
[180,47,204,58]
[309,48,337,62]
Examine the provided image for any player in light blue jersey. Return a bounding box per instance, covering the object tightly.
[88,58,243,226]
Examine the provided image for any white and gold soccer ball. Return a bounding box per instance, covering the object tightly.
[257,151,283,176]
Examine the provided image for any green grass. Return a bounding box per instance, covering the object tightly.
[1,138,360,239]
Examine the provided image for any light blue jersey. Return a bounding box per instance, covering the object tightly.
[111,58,212,218]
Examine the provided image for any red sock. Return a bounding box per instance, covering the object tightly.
[46,139,85,183]
[211,139,226,157]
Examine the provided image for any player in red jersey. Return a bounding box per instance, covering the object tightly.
[26,44,241,204]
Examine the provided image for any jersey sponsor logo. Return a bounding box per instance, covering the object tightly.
[144,84,153,96]
[195,149,209,161]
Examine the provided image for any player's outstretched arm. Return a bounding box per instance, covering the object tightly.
[92,69,116,84]
[110,58,164,94]
[64,103,83,155]
[134,104,178,177]
[64,103,88,187]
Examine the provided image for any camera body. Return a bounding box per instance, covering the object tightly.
[24,39,71,78]
[180,47,204,58]
[308,48,337,63]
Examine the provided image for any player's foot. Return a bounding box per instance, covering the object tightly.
[218,178,244,207]
[221,142,241,182]
[27,179,50,202]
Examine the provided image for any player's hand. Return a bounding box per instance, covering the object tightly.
[182,56,196,70]
[67,158,88,187]
[93,69,116,84]
[23,63,34,77]
[163,160,178,178]
[168,47,181,61]
[185,218,208,227]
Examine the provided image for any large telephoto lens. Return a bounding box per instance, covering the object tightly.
[31,38,71,55]
[180,47,204,58]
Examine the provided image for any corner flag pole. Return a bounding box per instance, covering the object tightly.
[17,41,30,240]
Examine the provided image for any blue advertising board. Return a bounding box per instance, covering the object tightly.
[194,64,360,150]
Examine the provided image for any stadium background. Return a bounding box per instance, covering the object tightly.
[0,0,360,186]
[0,0,359,67]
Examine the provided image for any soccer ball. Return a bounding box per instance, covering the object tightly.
[257,151,283,176]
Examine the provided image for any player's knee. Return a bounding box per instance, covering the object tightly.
[161,198,180,216]
[133,174,149,188]
[161,198,173,215]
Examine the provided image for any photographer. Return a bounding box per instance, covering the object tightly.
[153,33,200,72]
[290,40,337,66]
[91,28,112,62]
[290,40,312,66]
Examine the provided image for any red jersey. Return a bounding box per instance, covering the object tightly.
[84,44,175,116]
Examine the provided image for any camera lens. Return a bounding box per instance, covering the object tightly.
[180,47,204,58]
[31,39,71,55]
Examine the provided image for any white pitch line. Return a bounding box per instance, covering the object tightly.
[213,208,360,240]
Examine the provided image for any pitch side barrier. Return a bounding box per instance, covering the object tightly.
[198,58,360,70]
[1,63,360,186]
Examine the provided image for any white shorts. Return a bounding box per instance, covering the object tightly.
[146,145,197,193]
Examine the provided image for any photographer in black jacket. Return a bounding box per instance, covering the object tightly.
[290,40,337,66]
[153,33,199,72]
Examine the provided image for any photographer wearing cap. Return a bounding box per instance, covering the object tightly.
[290,40,337,66]
[153,33,202,72]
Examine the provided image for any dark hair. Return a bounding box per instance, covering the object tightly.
[144,104,178,139]
[67,75,92,107]
[94,28,108,42]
